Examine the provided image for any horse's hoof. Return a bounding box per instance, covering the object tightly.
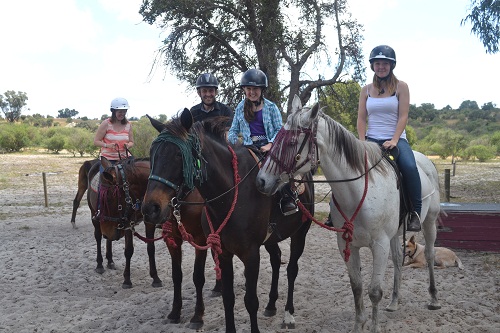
[122,282,133,289]
[281,322,296,329]
[71,222,77,229]
[151,279,163,288]
[263,308,277,317]
[210,290,222,297]
[107,263,116,270]
[428,303,442,310]
[95,267,105,274]
[187,321,204,330]
[385,302,399,312]
[165,316,180,324]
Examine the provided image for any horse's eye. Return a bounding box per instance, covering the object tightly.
[289,136,298,146]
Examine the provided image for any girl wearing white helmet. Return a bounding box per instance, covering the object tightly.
[357,45,422,232]
[94,97,135,162]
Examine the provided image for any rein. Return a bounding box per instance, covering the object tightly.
[171,145,241,280]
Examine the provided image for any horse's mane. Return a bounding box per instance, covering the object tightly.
[319,113,385,174]
[191,116,231,145]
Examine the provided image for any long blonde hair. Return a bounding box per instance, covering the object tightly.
[372,72,399,96]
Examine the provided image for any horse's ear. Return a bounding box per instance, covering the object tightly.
[310,103,320,120]
[147,114,165,133]
[101,156,111,169]
[291,95,302,113]
[180,108,194,131]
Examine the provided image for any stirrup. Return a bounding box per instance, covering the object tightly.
[280,198,298,216]
[407,211,421,232]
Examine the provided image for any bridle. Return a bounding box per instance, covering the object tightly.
[98,162,142,231]
[265,115,320,181]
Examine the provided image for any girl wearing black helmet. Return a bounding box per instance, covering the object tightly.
[357,45,422,232]
[228,69,298,215]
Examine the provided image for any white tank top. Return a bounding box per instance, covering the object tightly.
[366,94,406,140]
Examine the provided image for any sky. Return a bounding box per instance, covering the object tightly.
[1,0,499,121]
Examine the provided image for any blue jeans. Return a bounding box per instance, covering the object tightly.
[367,138,422,215]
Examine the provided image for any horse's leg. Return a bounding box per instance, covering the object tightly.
[145,223,163,288]
[104,238,116,270]
[71,162,90,228]
[166,236,183,323]
[368,240,391,333]
[263,242,281,317]
[93,220,105,274]
[188,248,208,330]
[343,243,367,333]
[219,251,236,333]
[282,221,311,328]
[122,229,133,289]
[242,247,261,333]
[386,234,403,312]
[422,209,441,310]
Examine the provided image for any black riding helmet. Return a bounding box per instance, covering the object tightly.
[369,45,396,71]
[196,73,219,89]
[240,69,268,88]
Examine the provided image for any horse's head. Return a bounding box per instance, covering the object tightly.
[142,109,198,226]
[97,157,149,240]
[256,95,321,196]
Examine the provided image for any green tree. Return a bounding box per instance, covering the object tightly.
[57,108,79,118]
[66,128,96,157]
[464,145,496,161]
[130,117,160,157]
[45,135,66,153]
[0,123,31,152]
[462,0,500,53]
[0,91,29,122]
[458,100,480,110]
[319,81,361,133]
[139,0,364,112]
[429,128,468,161]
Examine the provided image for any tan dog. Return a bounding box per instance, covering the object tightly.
[404,235,464,269]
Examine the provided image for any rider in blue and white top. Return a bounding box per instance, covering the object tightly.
[357,45,422,232]
[227,69,298,216]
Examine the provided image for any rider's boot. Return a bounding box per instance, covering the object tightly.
[407,211,421,232]
[280,185,298,216]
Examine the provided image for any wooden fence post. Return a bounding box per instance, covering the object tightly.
[444,169,450,202]
[42,172,48,207]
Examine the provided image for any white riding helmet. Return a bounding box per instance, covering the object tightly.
[110,97,129,110]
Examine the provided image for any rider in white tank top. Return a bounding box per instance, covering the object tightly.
[366,92,407,141]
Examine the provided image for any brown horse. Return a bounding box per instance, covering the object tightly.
[71,159,98,228]
[86,156,221,327]
[142,111,315,333]
[85,157,162,289]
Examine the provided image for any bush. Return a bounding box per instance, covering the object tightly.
[66,128,97,157]
[129,117,159,157]
[464,145,496,162]
[45,135,66,153]
[0,123,30,152]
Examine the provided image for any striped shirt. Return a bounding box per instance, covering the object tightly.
[100,118,131,160]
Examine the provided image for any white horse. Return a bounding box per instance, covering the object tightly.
[256,95,442,333]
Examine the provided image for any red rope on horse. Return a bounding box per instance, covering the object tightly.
[133,231,164,243]
[297,151,369,262]
[162,219,178,248]
[164,145,240,280]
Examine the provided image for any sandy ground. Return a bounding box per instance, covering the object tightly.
[0,154,499,333]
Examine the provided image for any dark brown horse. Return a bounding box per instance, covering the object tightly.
[142,110,315,333]
[85,156,221,327]
[85,157,162,289]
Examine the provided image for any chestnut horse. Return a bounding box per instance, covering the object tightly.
[84,157,220,328]
[142,111,315,333]
[85,157,162,289]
